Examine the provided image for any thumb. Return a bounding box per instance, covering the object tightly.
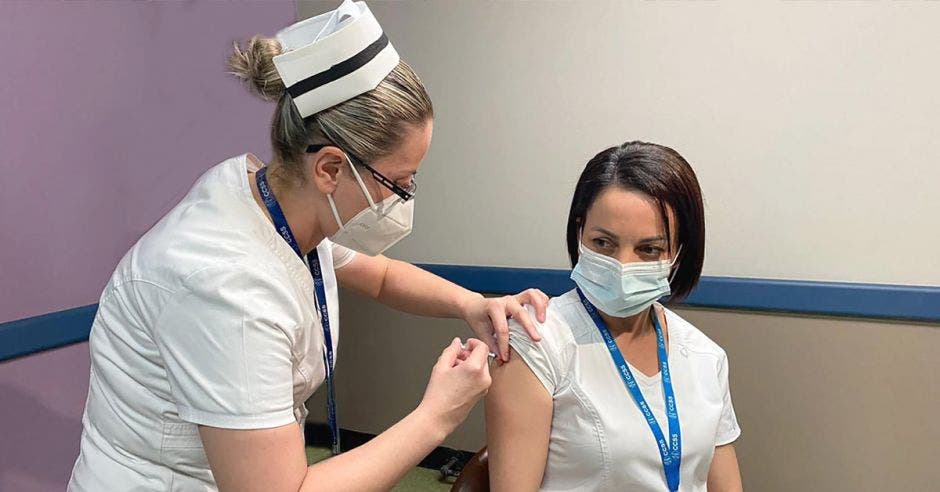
[466,338,491,366]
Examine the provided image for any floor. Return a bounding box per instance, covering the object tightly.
[306,447,453,491]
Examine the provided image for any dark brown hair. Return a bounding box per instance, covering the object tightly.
[566,141,706,302]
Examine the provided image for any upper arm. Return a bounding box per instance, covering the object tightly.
[333,251,389,299]
[707,443,743,492]
[485,348,554,492]
[199,423,308,492]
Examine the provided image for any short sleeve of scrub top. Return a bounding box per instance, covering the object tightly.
[331,241,357,269]
[715,351,741,445]
[153,261,302,430]
[507,306,561,395]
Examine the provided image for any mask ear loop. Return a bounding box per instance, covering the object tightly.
[313,119,380,210]
[325,150,377,233]
[575,229,603,261]
[667,244,684,284]
[341,151,379,209]
[327,194,346,233]
[576,226,588,259]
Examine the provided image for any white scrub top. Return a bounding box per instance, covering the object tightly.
[509,290,741,492]
[68,154,356,491]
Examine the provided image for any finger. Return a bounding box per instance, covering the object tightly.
[466,338,491,366]
[510,300,542,343]
[471,322,500,356]
[464,338,493,364]
[489,303,511,362]
[532,289,550,323]
[516,289,549,325]
[465,338,489,352]
[437,337,462,368]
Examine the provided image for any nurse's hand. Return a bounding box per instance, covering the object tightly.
[460,289,549,363]
[419,338,492,436]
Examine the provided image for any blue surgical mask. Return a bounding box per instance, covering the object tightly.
[571,241,681,318]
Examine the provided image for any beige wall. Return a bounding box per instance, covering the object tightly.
[296,0,940,286]
[296,1,940,490]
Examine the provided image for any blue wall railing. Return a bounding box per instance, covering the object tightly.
[2,266,937,362]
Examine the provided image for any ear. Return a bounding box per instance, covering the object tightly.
[308,147,347,194]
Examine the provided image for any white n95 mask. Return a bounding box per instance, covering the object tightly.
[327,155,414,256]
[571,241,681,318]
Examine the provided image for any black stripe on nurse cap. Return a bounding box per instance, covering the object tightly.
[286,33,390,101]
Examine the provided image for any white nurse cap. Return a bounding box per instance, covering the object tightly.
[273,0,400,119]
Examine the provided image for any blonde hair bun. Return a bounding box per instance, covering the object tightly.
[227,35,285,102]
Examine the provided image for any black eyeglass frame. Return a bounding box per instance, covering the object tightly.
[306,143,416,202]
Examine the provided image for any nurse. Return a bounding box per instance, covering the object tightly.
[67,2,546,491]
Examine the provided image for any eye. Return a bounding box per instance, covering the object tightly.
[592,237,615,250]
[638,245,665,259]
[397,172,417,189]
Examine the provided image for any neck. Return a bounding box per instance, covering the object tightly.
[598,307,653,340]
[249,163,327,256]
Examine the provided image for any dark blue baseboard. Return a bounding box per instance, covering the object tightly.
[1,266,937,362]
[0,304,97,362]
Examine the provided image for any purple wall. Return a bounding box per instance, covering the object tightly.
[0,344,90,490]
[0,1,295,323]
[0,1,296,490]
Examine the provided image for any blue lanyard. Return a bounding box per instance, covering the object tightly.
[577,288,681,491]
[256,167,340,455]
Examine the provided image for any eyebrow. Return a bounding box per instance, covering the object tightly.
[590,228,666,244]
[590,227,620,238]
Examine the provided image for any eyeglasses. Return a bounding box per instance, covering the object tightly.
[306,144,417,202]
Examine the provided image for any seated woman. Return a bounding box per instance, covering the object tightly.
[486,141,743,491]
